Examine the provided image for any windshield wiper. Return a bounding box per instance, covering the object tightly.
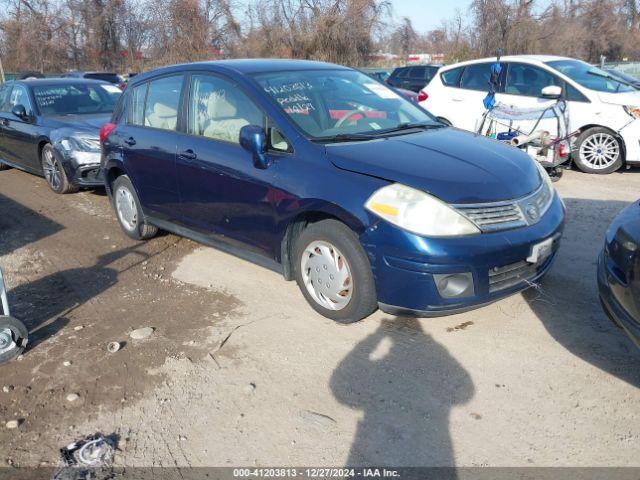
[374,122,444,135]
[312,132,378,143]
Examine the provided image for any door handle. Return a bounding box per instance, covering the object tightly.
[124,137,136,146]
[178,149,197,161]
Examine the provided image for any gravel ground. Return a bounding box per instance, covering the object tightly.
[0,166,638,468]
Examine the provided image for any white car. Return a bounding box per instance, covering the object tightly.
[421,55,640,174]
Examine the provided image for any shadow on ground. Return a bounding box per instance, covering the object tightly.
[331,317,473,467]
[8,245,149,348]
[524,197,640,388]
[0,193,64,257]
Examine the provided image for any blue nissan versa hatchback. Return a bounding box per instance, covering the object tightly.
[100,60,565,323]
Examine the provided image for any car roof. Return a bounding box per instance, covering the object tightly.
[129,59,351,85]
[442,54,575,70]
[8,78,110,86]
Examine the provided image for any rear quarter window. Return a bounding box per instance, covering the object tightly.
[441,67,464,87]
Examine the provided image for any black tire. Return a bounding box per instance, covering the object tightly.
[41,144,78,194]
[0,316,28,364]
[574,127,623,174]
[112,175,158,240]
[0,162,10,171]
[293,219,377,323]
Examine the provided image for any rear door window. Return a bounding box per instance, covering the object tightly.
[408,67,427,80]
[143,75,184,131]
[460,63,495,91]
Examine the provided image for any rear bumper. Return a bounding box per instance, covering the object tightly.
[597,249,640,348]
[361,193,565,316]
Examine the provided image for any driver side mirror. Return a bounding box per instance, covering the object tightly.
[541,85,562,99]
[11,104,31,122]
[239,125,269,169]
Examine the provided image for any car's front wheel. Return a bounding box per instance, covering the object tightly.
[112,175,158,240]
[574,127,623,174]
[41,144,78,193]
[0,162,11,171]
[293,219,377,323]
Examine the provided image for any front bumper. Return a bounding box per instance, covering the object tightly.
[619,120,640,165]
[361,193,565,316]
[597,249,640,348]
[71,164,104,187]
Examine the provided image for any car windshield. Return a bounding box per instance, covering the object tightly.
[254,69,439,141]
[607,69,639,84]
[33,83,122,115]
[546,59,636,93]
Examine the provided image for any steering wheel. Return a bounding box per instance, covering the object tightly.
[334,110,364,128]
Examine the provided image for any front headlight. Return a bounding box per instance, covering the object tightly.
[365,183,480,237]
[624,105,640,120]
[60,135,101,153]
[58,134,101,165]
[533,159,554,193]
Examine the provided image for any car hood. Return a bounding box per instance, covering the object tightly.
[597,90,640,106]
[326,128,540,204]
[41,113,111,131]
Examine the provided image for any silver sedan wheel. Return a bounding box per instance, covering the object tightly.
[115,186,138,232]
[0,328,16,356]
[300,240,353,311]
[579,132,620,170]
[42,148,62,190]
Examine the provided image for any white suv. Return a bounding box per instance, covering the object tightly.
[421,55,640,174]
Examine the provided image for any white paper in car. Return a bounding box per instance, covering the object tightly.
[364,83,400,99]
[102,85,123,94]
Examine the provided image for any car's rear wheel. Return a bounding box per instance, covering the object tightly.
[112,175,158,240]
[293,219,377,323]
[574,127,623,174]
[41,144,78,194]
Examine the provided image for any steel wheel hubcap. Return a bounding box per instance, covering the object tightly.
[301,241,353,311]
[580,133,619,169]
[0,328,16,355]
[42,149,62,189]
[115,186,138,231]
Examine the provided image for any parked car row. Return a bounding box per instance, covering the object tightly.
[0,59,637,347]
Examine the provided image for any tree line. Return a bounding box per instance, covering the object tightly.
[1,0,639,74]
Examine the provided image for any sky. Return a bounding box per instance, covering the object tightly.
[391,0,473,33]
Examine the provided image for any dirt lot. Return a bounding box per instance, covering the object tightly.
[0,166,639,468]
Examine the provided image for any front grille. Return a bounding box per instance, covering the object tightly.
[454,181,553,233]
[488,260,538,292]
[456,203,526,232]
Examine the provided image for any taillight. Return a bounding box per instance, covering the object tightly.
[558,142,569,158]
[417,90,428,102]
[100,122,117,145]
